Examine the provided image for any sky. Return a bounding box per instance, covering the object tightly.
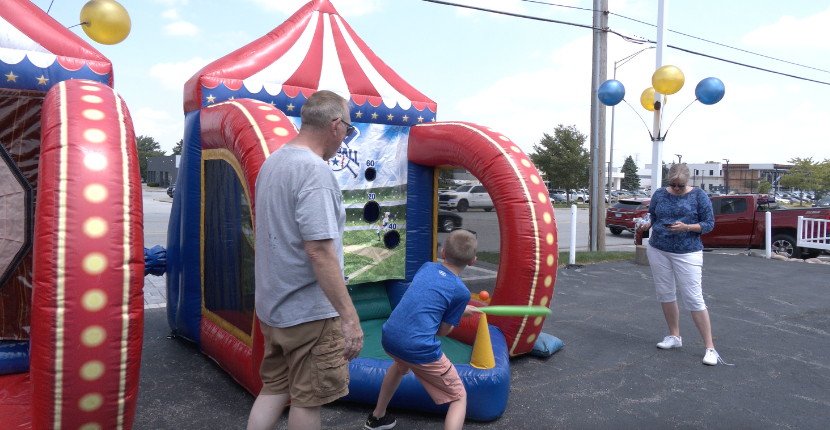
[30,0,830,170]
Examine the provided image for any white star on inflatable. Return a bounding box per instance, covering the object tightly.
[206,94,216,103]
[4,71,17,82]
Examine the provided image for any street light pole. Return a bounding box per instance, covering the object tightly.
[608,46,654,204]
[723,158,730,193]
[675,154,682,164]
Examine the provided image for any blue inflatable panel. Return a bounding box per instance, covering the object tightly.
[0,340,30,375]
[405,162,433,281]
[166,110,203,343]
[342,325,510,421]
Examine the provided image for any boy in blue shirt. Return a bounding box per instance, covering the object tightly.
[365,229,480,430]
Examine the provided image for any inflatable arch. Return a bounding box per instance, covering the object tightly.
[166,0,558,420]
[0,2,144,429]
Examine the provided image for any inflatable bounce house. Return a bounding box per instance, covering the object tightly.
[167,0,559,420]
[0,1,144,428]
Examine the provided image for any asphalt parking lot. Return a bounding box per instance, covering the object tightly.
[137,186,830,429]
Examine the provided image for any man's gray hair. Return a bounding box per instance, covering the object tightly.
[300,90,349,131]
[668,163,690,183]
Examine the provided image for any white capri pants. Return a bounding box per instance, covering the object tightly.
[646,244,707,311]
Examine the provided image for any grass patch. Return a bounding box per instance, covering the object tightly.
[475,250,635,268]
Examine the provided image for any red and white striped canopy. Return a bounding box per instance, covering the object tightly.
[184,0,435,116]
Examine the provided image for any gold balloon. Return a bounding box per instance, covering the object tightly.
[80,0,131,45]
[652,65,685,95]
[640,87,656,112]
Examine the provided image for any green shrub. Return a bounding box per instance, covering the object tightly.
[148,182,159,187]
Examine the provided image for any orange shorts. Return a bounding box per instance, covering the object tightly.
[388,353,465,405]
[258,317,349,407]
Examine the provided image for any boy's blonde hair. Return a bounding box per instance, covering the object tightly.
[443,230,477,267]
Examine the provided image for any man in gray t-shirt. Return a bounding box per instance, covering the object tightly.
[247,91,363,430]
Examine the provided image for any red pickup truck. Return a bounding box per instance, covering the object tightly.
[701,195,830,258]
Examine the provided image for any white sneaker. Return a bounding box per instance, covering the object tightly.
[657,335,682,349]
[702,348,734,366]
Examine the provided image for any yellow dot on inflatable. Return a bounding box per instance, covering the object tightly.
[530,175,540,185]
[543,212,552,224]
[81,326,106,347]
[80,360,105,381]
[83,253,108,275]
[83,217,108,238]
[546,233,554,245]
[81,95,103,104]
[79,393,103,412]
[84,184,108,203]
[82,289,107,311]
[273,127,289,137]
[540,296,549,307]
[79,423,102,430]
[521,159,531,168]
[498,135,509,141]
[511,146,521,153]
[538,192,547,204]
[258,105,271,110]
[546,254,555,266]
[83,153,108,171]
[544,275,553,288]
[265,114,281,122]
[83,109,105,120]
[534,317,543,326]
[526,334,536,343]
[80,85,101,92]
[84,129,106,143]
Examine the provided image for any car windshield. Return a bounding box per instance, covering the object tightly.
[454,186,472,193]
[612,201,645,209]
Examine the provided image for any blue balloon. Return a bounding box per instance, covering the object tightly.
[597,79,625,106]
[695,77,725,105]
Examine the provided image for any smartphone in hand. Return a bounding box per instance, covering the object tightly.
[663,223,673,227]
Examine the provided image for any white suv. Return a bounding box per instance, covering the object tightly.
[439,184,493,212]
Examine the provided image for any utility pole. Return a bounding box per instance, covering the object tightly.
[675,154,682,164]
[723,158,730,193]
[589,0,608,251]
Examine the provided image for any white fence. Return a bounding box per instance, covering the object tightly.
[797,216,830,251]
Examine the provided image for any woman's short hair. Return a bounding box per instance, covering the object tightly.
[668,163,690,183]
[443,230,478,267]
[300,90,349,131]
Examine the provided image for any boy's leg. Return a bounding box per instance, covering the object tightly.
[373,361,406,419]
[288,405,322,430]
[247,393,289,430]
[444,392,467,430]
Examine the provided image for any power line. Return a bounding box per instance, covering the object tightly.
[418,0,830,86]
[518,0,830,75]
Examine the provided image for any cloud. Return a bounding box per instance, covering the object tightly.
[164,21,199,37]
[149,57,213,90]
[161,9,180,20]
[153,0,188,5]
[742,6,830,49]
[246,0,382,16]
[131,107,183,151]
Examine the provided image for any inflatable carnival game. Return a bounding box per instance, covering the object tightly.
[167,0,560,420]
[0,1,144,429]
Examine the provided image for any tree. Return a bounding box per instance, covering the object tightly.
[172,138,183,155]
[529,124,589,203]
[620,156,640,191]
[661,163,669,187]
[781,157,817,206]
[758,180,772,194]
[136,135,166,180]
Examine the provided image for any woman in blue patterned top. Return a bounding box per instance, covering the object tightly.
[637,163,730,366]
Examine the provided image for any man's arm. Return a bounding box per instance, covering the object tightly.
[305,238,363,361]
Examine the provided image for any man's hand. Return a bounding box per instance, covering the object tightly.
[340,316,363,361]
[463,305,482,317]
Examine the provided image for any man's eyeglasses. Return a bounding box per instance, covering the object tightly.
[333,118,355,137]
[669,183,687,189]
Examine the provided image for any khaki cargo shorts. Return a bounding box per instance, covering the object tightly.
[259,317,349,407]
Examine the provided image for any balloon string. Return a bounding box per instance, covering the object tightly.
[662,99,699,141]
[621,99,653,140]
[67,21,89,29]
[46,0,55,14]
